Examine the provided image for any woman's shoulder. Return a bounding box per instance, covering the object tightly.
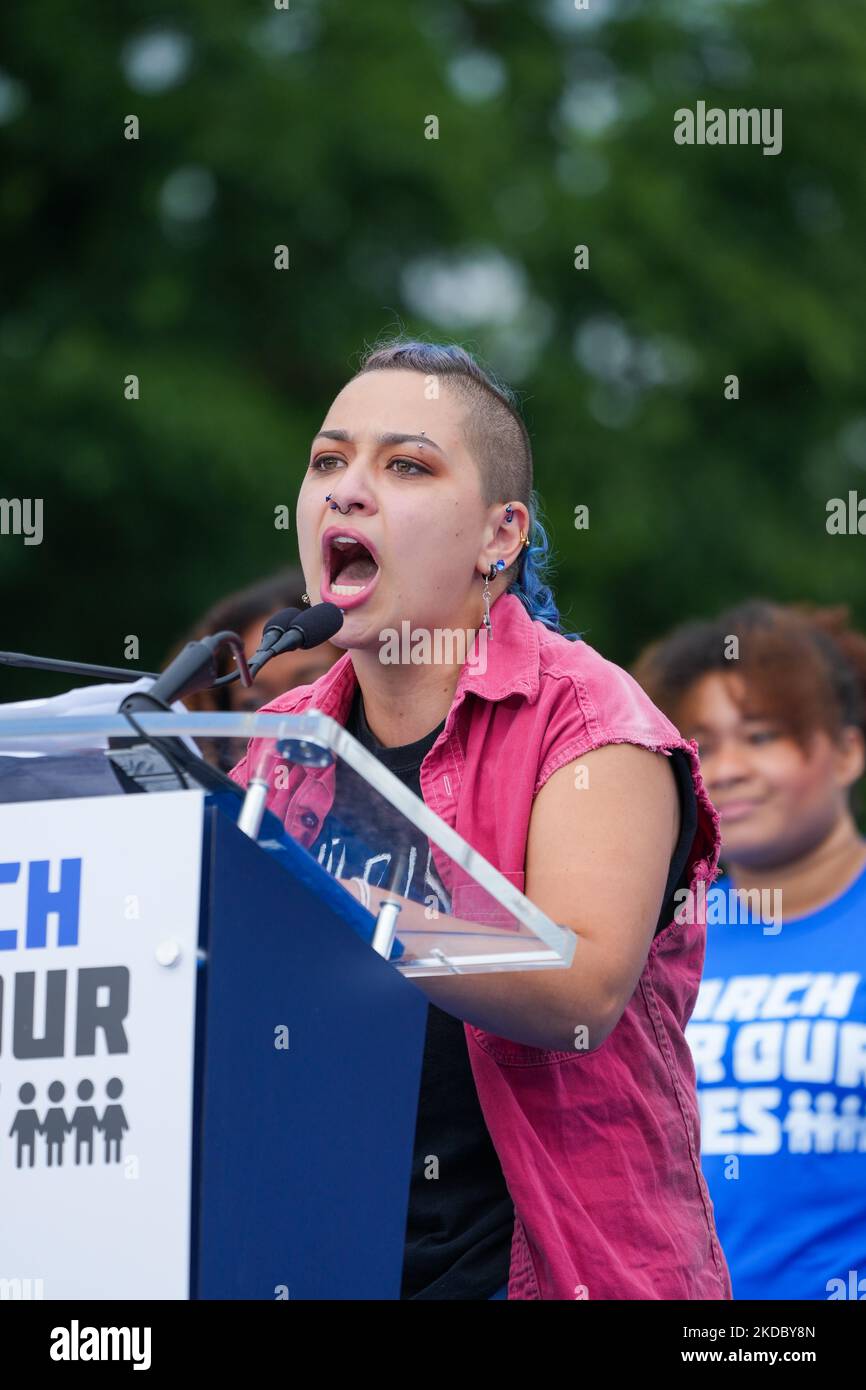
[532,624,684,753]
[526,623,721,896]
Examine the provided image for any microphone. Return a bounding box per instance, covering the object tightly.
[248,603,343,677]
[242,607,301,678]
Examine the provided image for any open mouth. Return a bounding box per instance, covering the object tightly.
[325,533,380,598]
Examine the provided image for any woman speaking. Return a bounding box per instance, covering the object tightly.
[230,337,731,1301]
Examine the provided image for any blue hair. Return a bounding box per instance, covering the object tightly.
[507,491,582,642]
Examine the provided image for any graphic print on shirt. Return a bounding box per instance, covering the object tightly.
[313,820,452,915]
[305,689,453,918]
[687,969,866,1156]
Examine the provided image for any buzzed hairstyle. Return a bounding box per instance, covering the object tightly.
[352,337,532,571]
[344,333,578,639]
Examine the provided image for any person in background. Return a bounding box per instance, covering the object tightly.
[170,567,341,770]
[633,599,866,1301]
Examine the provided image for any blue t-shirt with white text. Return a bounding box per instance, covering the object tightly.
[687,866,866,1301]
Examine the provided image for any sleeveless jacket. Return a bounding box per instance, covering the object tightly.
[230,593,732,1300]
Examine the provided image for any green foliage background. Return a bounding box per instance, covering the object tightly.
[1,0,864,696]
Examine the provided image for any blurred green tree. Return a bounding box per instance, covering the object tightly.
[0,0,864,698]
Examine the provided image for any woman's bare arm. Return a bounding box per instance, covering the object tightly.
[346,743,681,1052]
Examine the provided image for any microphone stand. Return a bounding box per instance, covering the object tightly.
[111,632,252,797]
[0,650,160,682]
[0,647,230,796]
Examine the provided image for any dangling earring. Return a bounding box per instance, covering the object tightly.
[301,592,311,605]
[481,560,505,639]
[482,572,492,639]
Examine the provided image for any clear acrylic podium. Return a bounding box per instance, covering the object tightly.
[0,710,575,1299]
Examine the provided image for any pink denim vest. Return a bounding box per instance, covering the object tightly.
[230,592,732,1300]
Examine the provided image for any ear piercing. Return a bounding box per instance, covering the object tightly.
[482,503,529,622]
[503,503,530,549]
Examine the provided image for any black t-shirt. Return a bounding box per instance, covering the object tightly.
[307,687,699,1299]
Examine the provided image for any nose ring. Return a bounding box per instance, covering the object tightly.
[325,492,354,515]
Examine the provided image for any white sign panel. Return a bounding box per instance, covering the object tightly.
[0,791,204,1299]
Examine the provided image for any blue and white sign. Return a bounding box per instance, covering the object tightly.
[0,791,204,1299]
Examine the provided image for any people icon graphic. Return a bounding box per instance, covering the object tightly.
[70,1079,100,1165]
[42,1080,69,1166]
[9,1083,40,1168]
[7,1079,130,1168]
[100,1078,129,1163]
